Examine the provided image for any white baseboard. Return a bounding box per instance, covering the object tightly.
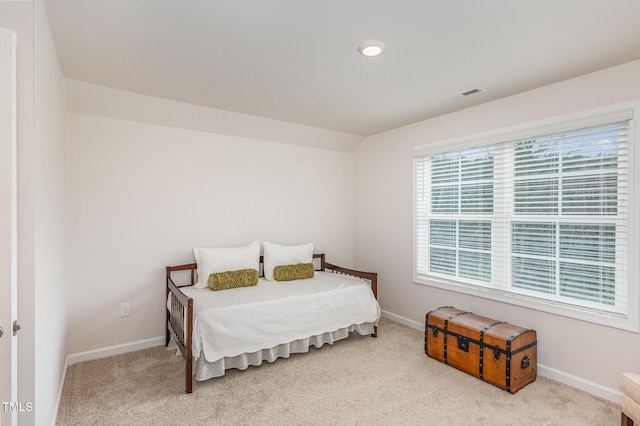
[381,309,424,330]
[66,336,165,365]
[51,357,69,426]
[380,309,621,404]
[537,364,622,404]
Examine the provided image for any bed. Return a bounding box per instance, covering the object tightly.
[166,250,379,393]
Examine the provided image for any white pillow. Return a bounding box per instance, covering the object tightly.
[193,241,260,289]
[263,241,314,281]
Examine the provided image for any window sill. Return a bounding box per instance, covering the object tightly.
[414,274,639,333]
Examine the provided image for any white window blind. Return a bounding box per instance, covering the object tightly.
[414,105,637,330]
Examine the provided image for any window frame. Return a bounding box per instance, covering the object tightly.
[413,101,639,332]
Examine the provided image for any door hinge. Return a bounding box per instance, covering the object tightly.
[12,320,20,336]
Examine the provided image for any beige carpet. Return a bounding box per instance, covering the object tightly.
[56,318,619,425]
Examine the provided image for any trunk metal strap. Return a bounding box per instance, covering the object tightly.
[478,321,505,380]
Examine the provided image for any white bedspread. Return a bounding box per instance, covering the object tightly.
[180,271,380,362]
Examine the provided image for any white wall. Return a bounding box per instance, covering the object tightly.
[0,2,68,425]
[355,59,640,401]
[34,1,68,424]
[66,86,357,355]
[0,3,36,425]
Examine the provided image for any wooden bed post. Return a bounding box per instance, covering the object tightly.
[185,298,193,393]
[371,273,378,338]
[165,267,171,346]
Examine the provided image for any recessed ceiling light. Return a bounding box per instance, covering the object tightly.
[358,40,386,57]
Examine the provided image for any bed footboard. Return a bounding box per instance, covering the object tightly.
[324,262,378,337]
[166,264,196,393]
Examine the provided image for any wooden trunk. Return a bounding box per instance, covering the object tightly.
[425,306,537,393]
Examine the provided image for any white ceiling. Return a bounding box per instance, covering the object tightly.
[43,0,640,136]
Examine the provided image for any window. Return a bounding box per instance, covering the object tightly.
[414,103,638,331]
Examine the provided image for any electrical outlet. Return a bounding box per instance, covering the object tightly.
[120,302,130,317]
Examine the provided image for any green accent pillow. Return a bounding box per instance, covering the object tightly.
[273,263,315,281]
[208,269,259,291]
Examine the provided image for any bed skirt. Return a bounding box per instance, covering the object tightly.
[168,322,376,382]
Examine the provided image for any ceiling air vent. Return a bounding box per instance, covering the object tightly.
[443,87,485,102]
